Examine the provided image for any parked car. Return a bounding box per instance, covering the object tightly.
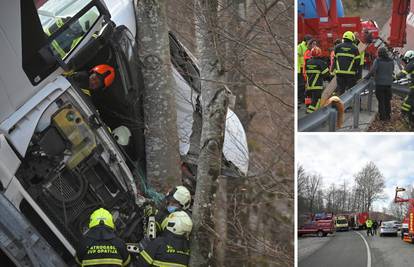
[379,221,399,237]
[298,219,335,237]
[335,215,349,231]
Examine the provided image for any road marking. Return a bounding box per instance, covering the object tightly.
[355,231,372,267]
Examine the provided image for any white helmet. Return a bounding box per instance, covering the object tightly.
[166,211,193,236]
[168,185,191,210]
[403,50,414,63]
[112,126,131,146]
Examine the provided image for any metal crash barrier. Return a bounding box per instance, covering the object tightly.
[299,79,374,132]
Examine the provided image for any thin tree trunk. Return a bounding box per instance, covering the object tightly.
[190,0,230,265]
[214,176,228,266]
[135,0,181,190]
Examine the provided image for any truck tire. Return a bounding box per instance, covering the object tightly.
[317,231,324,237]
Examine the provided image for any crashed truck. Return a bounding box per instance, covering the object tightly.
[0,0,249,265]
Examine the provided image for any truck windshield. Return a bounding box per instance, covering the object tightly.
[34,0,99,59]
[337,220,347,224]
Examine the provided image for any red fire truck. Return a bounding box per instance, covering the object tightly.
[395,187,414,243]
[349,212,369,230]
[298,0,412,59]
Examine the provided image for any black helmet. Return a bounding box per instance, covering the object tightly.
[304,34,312,42]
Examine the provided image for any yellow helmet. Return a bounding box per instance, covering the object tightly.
[343,31,355,42]
[89,208,115,229]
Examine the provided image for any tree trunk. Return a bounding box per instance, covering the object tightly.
[190,0,230,265]
[135,0,181,190]
[214,176,228,266]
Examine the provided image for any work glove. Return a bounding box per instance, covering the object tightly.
[144,204,157,217]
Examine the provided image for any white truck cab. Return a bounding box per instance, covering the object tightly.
[0,0,248,265]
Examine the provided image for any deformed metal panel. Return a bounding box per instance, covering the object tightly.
[0,192,68,267]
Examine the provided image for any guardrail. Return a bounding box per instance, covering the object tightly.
[298,79,374,132]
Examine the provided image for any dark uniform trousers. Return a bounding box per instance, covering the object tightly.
[334,40,360,96]
[375,85,392,120]
[137,231,190,267]
[76,225,131,266]
[305,58,330,113]
[336,74,357,96]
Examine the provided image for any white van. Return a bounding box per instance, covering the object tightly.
[0,0,248,265]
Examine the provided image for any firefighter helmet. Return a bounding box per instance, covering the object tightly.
[89,208,115,229]
[311,47,322,58]
[167,185,191,210]
[112,126,131,146]
[166,211,193,236]
[403,50,414,63]
[343,31,355,42]
[90,64,115,88]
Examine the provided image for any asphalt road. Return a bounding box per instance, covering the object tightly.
[299,230,414,267]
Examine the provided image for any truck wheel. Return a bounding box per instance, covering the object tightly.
[317,231,323,237]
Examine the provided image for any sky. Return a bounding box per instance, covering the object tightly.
[297,134,414,211]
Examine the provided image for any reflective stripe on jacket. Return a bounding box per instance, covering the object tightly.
[396,60,414,89]
[137,231,190,267]
[305,58,329,90]
[334,41,360,75]
[76,225,131,267]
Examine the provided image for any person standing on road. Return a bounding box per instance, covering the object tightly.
[372,220,378,235]
[333,31,361,95]
[364,47,394,121]
[298,35,313,105]
[366,218,373,236]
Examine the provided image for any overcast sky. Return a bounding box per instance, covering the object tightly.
[297,134,414,211]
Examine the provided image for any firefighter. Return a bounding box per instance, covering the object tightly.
[333,31,361,95]
[372,220,378,235]
[396,50,414,125]
[304,39,318,65]
[353,32,365,80]
[145,185,192,234]
[298,35,313,104]
[305,46,330,114]
[70,64,116,96]
[366,218,373,236]
[330,39,342,73]
[75,208,131,266]
[136,211,192,267]
[364,47,394,121]
[44,17,84,59]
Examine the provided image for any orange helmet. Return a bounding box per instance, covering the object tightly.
[311,47,322,58]
[90,64,115,88]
